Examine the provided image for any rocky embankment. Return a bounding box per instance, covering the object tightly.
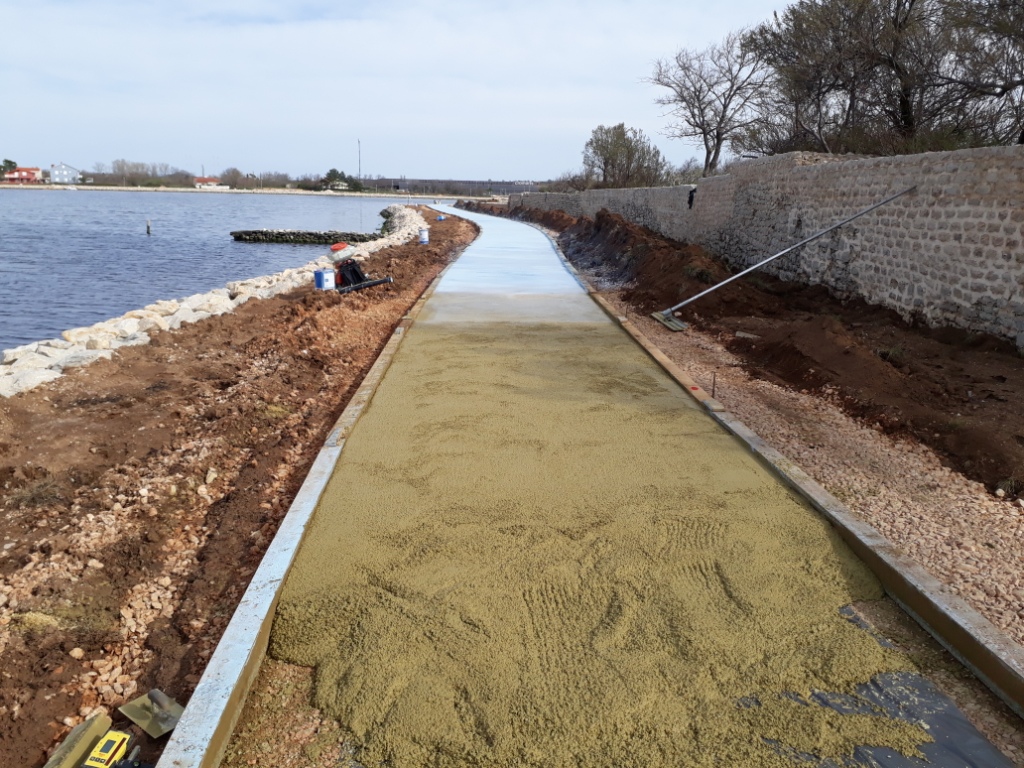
[229,230,380,244]
[0,206,427,399]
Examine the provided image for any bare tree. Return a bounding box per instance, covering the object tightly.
[220,167,244,188]
[650,31,769,175]
[260,172,291,188]
[110,159,150,186]
[741,0,1022,154]
[941,0,1024,142]
[582,123,671,188]
[542,169,595,192]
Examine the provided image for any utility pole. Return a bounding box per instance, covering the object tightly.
[358,139,361,180]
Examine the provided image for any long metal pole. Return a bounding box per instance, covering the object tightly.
[657,186,916,318]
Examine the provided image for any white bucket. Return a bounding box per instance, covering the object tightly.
[419,228,429,244]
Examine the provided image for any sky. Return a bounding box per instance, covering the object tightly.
[1,0,788,182]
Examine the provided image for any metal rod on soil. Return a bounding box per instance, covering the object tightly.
[657,186,917,319]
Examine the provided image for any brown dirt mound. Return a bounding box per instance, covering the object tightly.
[464,201,1024,494]
[0,209,478,768]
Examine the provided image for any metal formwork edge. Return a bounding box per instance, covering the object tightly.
[157,258,460,768]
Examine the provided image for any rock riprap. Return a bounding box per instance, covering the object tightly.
[229,230,381,244]
[0,206,427,398]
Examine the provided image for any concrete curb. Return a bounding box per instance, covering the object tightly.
[156,257,459,768]
[582,290,1024,722]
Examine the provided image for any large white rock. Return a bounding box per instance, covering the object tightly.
[108,318,142,338]
[181,293,211,311]
[2,342,40,364]
[0,368,62,397]
[124,309,166,323]
[136,314,170,333]
[144,300,180,316]
[166,307,201,329]
[0,376,21,399]
[111,332,151,348]
[59,349,113,369]
[10,352,54,371]
[36,340,74,355]
[191,294,234,315]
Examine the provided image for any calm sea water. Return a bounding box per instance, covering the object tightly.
[0,189,425,351]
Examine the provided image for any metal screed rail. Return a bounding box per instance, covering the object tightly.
[652,186,918,331]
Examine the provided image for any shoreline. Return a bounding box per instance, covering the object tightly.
[0,205,430,398]
[0,184,502,201]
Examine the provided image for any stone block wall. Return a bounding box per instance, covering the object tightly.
[512,146,1024,346]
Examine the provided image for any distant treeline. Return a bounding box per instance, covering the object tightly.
[72,160,537,195]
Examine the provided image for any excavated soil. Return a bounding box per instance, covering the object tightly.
[0,208,478,768]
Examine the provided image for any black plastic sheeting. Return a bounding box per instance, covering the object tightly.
[742,606,1015,767]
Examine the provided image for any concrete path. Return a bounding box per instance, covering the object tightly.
[267,209,1011,768]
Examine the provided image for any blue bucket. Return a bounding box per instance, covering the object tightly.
[314,269,336,290]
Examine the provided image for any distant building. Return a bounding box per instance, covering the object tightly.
[50,163,82,184]
[194,176,227,189]
[4,167,43,183]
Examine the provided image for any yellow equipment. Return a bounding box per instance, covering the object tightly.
[82,730,132,768]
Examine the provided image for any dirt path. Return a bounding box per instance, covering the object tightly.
[0,209,478,767]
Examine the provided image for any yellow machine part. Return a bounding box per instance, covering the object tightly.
[83,730,132,767]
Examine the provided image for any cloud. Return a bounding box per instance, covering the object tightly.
[0,0,788,179]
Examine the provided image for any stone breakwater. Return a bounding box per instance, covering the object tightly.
[229,230,381,244]
[0,205,428,398]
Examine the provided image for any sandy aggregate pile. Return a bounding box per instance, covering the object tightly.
[270,321,933,767]
[619,307,1024,649]
[609,301,1024,763]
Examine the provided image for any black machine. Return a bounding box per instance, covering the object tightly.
[335,258,393,294]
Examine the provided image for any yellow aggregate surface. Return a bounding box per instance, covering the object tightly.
[270,320,928,767]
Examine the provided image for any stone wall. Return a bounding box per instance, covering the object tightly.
[512,146,1024,347]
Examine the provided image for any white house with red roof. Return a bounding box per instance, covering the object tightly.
[194,176,227,189]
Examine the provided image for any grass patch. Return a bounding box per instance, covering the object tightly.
[682,265,715,284]
[5,476,64,508]
[942,417,966,433]
[875,345,906,368]
[997,476,1023,497]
